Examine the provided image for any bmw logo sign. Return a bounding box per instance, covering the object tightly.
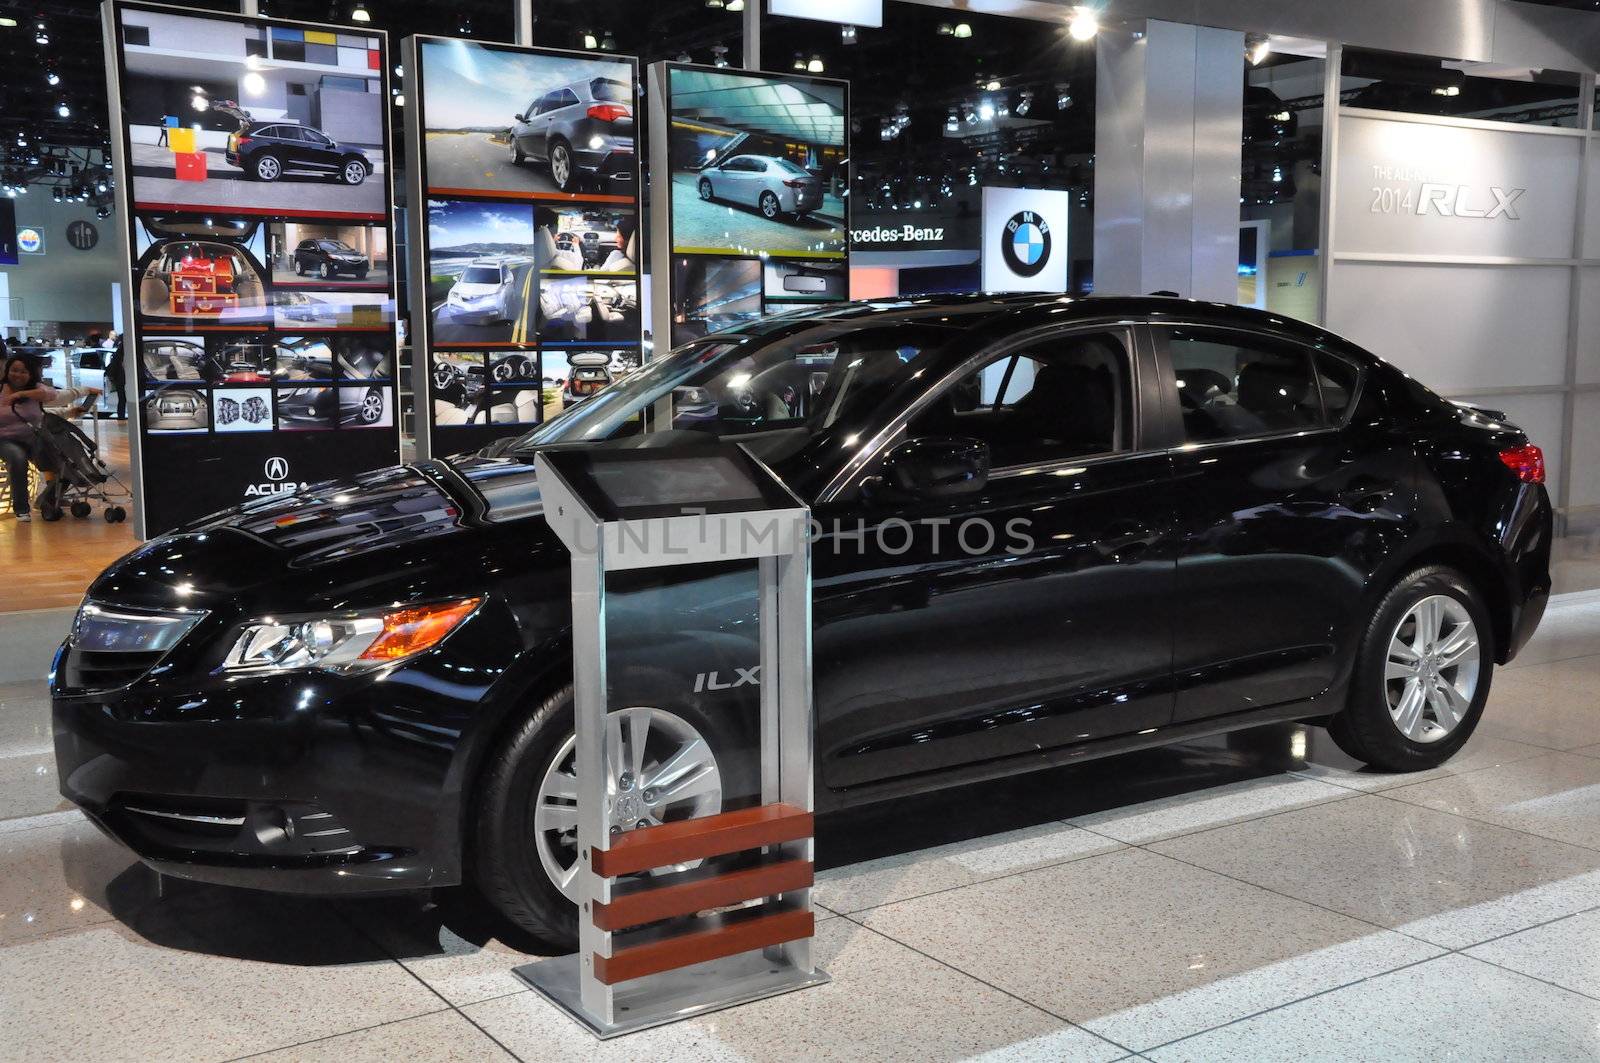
[1001,211,1051,278]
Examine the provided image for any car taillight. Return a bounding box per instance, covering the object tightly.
[1499,444,1545,485]
[587,104,629,123]
[235,136,251,149]
[783,178,807,188]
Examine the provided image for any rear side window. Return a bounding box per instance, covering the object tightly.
[1165,329,1324,442]
[1314,353,1361,424]
[591,78,630,103]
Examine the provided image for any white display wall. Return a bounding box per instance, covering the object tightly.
[1325,101,1600,519]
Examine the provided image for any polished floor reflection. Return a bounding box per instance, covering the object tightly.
[3,593,1600,1060]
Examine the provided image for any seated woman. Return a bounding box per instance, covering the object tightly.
[0,355,59,522]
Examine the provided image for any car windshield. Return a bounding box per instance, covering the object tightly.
[772,158,809,176]
[508,312,960,453]
[591,78,630,103]
[461,266,501,284]
[320,240,355,252]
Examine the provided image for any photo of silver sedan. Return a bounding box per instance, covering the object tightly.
[697,154,824,220]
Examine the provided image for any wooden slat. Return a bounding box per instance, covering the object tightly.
[594,858,813,932]
[591,803,812,878]
[594,908,814,985]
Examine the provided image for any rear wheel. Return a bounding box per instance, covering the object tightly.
[474,684,730,949]
[1327,565,1492,771]
[253,153,282,182]
[549,140,574,192]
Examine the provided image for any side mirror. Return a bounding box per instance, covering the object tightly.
[879,436,989,499]
[513,113,525,122]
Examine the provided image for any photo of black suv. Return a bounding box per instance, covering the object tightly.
[291,238,370,279]
[226,122,372,185]
[52,295,1550,951]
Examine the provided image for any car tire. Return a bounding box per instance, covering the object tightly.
[698,177,714,201]
[509,138,526,166]
[294,258,306,276]
[320,261,335,280]
[253,153,282,182]
[473,683,742,949]
[549,139,575,192]
[1327,565,1494,772]
[356,267,369,280]
[359,389,384,424]
[759,191,780,219]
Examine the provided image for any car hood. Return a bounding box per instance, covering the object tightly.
[87,459,548,611]
[452,282,502,298]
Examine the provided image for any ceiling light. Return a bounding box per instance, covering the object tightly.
[600,32,616,51]
[57,101,71,118]
[34,22,48,45]
[952,23,972,39]
[243,72,266,95]
[351,2,370,22]
[793,53,806,71]
[1066,6,1099,42]
[841,24,857,44]
[712,45,730,68]
[1271,109,1290,122]
[582,32,598,49]
[984,79,1000,92]
[1246,34,1271,66]
[705,0,725,8]
[977,99,996,122]
[458,16,472,35]
[937,23,954,36]
[394,64,403,77]
[945,108,959,133]
[1432,84,1461,96]
[394,93,405,106]
[0,17,18,28]
[727,0,746,10]
[1015,89,1033,116]
[191,94,209,112]
[807,55,824,73]
[45,70,60,86]
[1056,82,1073,110]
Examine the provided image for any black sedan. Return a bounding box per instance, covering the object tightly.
[52,295,1550,948]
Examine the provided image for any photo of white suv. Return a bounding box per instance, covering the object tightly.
[446,260,517,324]
[697,154,824,220]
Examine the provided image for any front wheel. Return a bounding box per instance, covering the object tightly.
[474,685,730,948]
[339,159,367,186]
[1327,565,1493,771]
[698,177,714,201]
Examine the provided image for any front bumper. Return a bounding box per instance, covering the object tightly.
[51,645,467,894]
[448,300,507,324]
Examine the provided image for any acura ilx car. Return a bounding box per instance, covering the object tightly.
[698,154,824,220]
[54,295,1550,950]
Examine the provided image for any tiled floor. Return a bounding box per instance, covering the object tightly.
[3,593,1599,1061]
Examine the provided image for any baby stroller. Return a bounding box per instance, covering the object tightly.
[28,411,132,523]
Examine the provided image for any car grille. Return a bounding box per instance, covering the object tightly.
[59,648,169,693]
[57,601,207,694]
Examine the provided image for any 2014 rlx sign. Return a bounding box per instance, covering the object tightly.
[1367,168,1525,220]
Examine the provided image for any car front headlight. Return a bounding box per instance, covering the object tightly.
[221,597,481,674]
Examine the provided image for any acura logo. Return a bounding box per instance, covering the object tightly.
[1001,210,1051,278]
[264,456,289,481]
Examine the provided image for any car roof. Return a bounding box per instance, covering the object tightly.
[771,293,1377,366]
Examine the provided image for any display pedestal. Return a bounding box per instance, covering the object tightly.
[519,444,825,1038]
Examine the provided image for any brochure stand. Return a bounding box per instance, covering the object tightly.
[517,444,827,1037]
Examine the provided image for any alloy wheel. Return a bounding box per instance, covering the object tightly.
[256,155,281,181]
[551,145,571,189]
[699,178,713,201]
[1384,594,1480,743]
[532,706,723,902]
[343,161,366,185]
[760,192,779,218]
[360,391,383,423]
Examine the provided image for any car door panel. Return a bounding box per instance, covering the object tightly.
[1159,325,1417,723]
[812,324,1178,791]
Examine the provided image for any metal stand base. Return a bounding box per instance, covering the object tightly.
[515,953,830,1039]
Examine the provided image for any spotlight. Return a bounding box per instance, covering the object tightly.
[962,103,978,125]
[712,45,730,68]
[807,55,824,73]
[945,108,959,133]
[1432,84,1461,97]
[394,93,405,106]
[191,94,208,112]
[582,31,598,49]
[793,52,806,71]
[34,22,48,45]
[1272,166,1283,183]
[350,2,370,22]
[977,99,996,122]
[952,23,972,39]
[243,72,266,96]
[0,17,17,28]
[45,69,59,87]
[937,23,954,36]
[1271,110,1290,122]
[1056,82,1074,110]
[984,79,1000,92]
[1246,34,1271,66]
[14,132,24,146]
[458,16,472,35]
[1015,89,1034,116]
[727,0,745,10]
[600,32,616,51]
[1066,6,1099,42]
[56,101,71,118]
[841,24,857,44]
[705,0,724,8]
